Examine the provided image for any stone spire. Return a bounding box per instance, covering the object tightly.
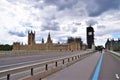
[42,38,44,44]
[47,32,52,44]
[28,30,35,45]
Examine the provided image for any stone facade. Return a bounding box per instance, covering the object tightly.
[13,31,84,51]
[105,38,120,51]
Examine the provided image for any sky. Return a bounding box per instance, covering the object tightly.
[0,0,120,46]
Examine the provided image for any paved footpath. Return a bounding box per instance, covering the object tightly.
[43,52,101,80]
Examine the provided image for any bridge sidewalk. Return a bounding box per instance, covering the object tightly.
[43,52,101,80]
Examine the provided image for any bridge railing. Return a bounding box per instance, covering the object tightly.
[109,50,120,57]
[0,51,94,80]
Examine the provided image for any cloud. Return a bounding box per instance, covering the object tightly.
[57,37,68,43]
[72,27,77,33]
[88,0,120,16]
[86,19,98,26]
[19,22,33,28]
[95,34,112,46]
[44,0,78,10]
[41,21,60,31]
[73,22,81,26]
[97,25,106,29]
[44,0,120,17]
[0,0,120,47]
[8,31,26,37]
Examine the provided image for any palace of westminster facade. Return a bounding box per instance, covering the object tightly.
[13,31,87,51]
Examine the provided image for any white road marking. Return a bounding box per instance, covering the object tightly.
[116,74,120,79]
[0,51,92,71]
[0,57,57,69]
[0,53,84,69]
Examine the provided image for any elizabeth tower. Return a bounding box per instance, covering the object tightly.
[87,25,94,49]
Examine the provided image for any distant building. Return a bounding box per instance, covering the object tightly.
[86,25,94,49]
[105,38,120,51]
[13,31,85,51]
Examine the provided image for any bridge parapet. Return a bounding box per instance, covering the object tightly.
[0,51,95,80]
[109,50,120,57]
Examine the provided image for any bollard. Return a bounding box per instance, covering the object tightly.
[7,74,10,80]
[55,62,58,67]
[45,64,48,70]
[68,58,70,62]
[31,68,33,76]
[63,60,65,64]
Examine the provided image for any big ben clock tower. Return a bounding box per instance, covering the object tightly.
[87,25,94,49]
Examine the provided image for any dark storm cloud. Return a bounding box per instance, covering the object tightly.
[89,0,120,16]
[44,0,78,10]
[7,0,120,17]
[52,0,119,16]
[45,0,120,17]
[86,19,98,26]
[8,31,26,37]
[41,22,60,31]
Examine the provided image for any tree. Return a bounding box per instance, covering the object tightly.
[95,45,104,51]
[0,44,13,51]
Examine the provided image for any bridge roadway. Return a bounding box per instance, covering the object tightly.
[43,51,120,80]
[0,50,90,71]
[43,52,101,80]
[0,50,119,80]
[99,51,120,80]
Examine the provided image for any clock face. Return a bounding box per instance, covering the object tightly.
[88,32,92,35]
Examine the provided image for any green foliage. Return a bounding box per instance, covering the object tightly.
[0,44,13,51]
[118,45,120,50]
[95,45,104,50]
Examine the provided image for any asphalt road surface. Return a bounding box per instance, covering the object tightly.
[1,50,119,80]
[99,51,120,80]
[43,51,120,80]
[0,50,90,71]
[43,52,100,80]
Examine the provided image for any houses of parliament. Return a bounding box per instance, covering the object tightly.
[13,31,86,51]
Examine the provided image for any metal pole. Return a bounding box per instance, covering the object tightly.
[55,62,58,67]
[31,68,33,76]
[7,74,10,80]
[63,60,65,64]
[45,64,48,70]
